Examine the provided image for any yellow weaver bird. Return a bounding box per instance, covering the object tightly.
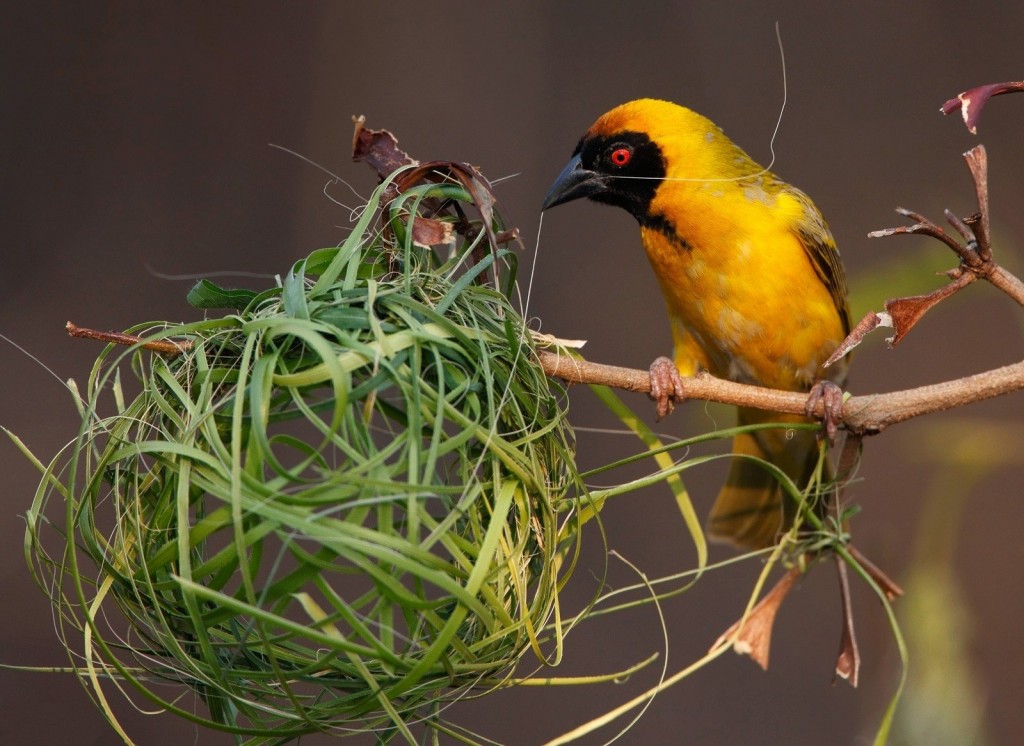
[542,98,850,550]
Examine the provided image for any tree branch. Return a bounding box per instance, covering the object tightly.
[535,350,1024,437]
[987,264,1024,306]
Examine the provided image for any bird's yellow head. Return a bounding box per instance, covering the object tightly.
[542,98,756,221]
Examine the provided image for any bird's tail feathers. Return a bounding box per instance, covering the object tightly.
[707,408,825,550]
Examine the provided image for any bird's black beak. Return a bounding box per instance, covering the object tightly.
[541,153,606,210]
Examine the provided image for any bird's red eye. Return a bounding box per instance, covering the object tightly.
[610,147,632,167]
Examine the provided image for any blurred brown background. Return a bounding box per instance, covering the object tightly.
[4,2,1024,744]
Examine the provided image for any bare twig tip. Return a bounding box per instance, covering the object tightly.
[66,321,193,355]
[824,311,888,367]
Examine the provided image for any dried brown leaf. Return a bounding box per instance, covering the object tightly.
[711,567,801,670]
[847,545,904,601]
[833,558,860,687]
[394,161,505,279]
[883,279,965,347]
[351,115,417,179]
[410,215,454,248]
[940,81,1024,134]
[350,118,519,289]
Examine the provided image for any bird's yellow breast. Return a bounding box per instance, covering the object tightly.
[641,182,845,391]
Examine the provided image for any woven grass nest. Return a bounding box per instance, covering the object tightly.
[25,155,581,742]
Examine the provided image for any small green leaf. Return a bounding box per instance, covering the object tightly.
[186,280,259,310]
[281,267,310,320]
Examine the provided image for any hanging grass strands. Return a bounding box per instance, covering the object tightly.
[23,162,581,743]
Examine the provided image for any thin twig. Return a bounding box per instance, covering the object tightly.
[963,146,991,259]
[829,144,1024,363]
[66,322,193,355]
[876,146,1022,307]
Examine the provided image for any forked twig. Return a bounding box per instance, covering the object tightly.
[834,144,1024,364]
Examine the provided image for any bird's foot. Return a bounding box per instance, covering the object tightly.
[648,356,686,420]
[805,380,844,445]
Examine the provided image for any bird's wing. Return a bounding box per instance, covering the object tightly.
[789,187,851,336]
